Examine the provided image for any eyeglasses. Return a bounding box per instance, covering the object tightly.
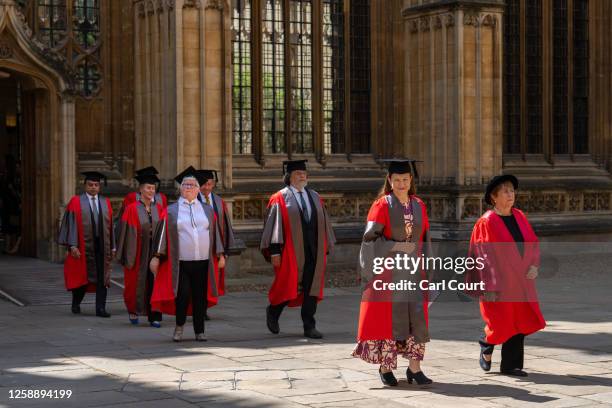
[181,183,198,189]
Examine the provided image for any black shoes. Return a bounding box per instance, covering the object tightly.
[501,368,528,377]
[480,351,492,372]
[96,309,111,318]
[304,328,323,339]
[379,368,399,386]
[266,306,280,334]
[71,305,81,314]
[406,368,433,386]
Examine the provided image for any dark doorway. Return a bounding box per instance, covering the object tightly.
[0,73,36,257]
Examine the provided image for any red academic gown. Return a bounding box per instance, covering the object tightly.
[356,195,431,341]
[150,207,222,316]
[59,195,114,292]
[215,198,234,296]
[261,189,333,307]
[117,200,164,314]
[121,191,168,211]
[469,208,546,345]
[201,192,237,299]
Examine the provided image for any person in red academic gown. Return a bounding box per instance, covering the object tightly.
[469,174,546,377]
[116,166,167,221]
[115,167,167,243]
[58,171,115,317]
[197,169,237,320]
[149,166,225,342]
[260,160,336,339]
[352,159,434,387]
[116,172,165,327]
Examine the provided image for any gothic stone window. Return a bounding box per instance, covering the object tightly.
[503,0,589,158]
[231,0,371,160]
[17,0,103,98]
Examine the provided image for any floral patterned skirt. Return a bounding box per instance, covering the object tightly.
[351,337,426,370]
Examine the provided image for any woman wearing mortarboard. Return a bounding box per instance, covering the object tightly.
[58,171,115,317]
[116,167,168,222]
[352,159,434,387]
[149,166,225,342]
[116,171,165,327]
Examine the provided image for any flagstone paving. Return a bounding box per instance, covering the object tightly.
[0,253,611,407]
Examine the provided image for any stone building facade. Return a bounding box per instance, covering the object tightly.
[0,0,611,267]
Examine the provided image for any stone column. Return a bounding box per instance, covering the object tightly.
[403,0,504,187]
[133,0,232,187]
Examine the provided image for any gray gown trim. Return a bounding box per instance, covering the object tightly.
[212,193,237,253]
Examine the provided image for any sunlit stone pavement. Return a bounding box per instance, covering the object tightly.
[0,253,611,408]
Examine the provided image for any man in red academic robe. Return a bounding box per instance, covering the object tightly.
[197,169,236,294]
[260,160,336,339]
[58,171,115,317]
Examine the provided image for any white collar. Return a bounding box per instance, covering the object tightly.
[179,196,198,205]
[289,185,306,194]
[86,193,98,200]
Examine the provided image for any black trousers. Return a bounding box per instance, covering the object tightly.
[269,252,317,331]
[146,270,162,322]
[71,240,107,312]
[175,260,209,334]
[480,333,525,371]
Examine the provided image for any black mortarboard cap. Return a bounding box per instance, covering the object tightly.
[380,158,422,179]
[282,159,308,175]
[174,166,200,185]
[484,174,518,205]
[135,166,159,176]
[198,169,218,183]
[82,171,107,186]
[135,173,161,185]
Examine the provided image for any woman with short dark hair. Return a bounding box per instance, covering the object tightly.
[469,174,546,377]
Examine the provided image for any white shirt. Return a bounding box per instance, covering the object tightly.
[177,197,210,261]
[200,192,214,207]
[86,193,99,213]
[289,185,312,220]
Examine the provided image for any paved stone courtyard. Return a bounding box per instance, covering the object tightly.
[0,253,611,408]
